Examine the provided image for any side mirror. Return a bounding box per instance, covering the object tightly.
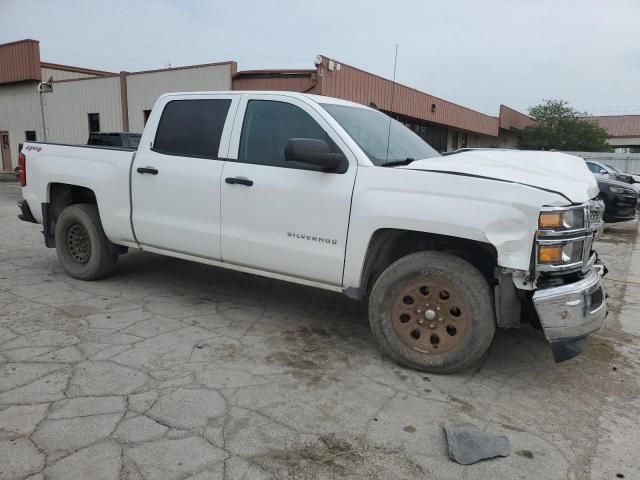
[599,169,608,175]
[285,138,346,172]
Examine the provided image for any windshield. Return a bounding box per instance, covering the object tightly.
[604,163,622,173]
[320,103,440,165]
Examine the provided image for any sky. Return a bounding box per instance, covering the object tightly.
[1,0,639,116]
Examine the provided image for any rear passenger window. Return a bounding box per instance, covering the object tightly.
[153,99,231,158]
[239,100,338,168]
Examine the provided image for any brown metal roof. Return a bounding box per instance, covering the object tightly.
[316,56,499,137]
[584,115,640,138]
[232,69,318,92]
[232,57,501,137]
[127,60,237,76]
[40,62,114,77]
[0,39,41,84]
[498,105,537,131]
[233,69,316,76]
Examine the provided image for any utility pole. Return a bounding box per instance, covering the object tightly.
[38,78,53,142]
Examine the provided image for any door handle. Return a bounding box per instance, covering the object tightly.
[137,167,159,175]
[225,177,253,187]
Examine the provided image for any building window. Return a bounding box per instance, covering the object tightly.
[143,110,152,125]
[25,131,36,141]
[451,131,459,150]
[88,113,100,133]
[461,133,468,148]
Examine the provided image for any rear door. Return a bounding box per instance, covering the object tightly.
[132,94,239,259]
[220,94,357,285]
[1,132,12,171]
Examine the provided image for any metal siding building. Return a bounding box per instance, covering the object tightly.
[316,56,499,137]
[0,39,41,84]
[232,70,319,93]
[583,115,640,149]
[231,56,538,152]
[0,82,44,169]
[0,39,235,169]
[126,63,235,133]
[44,76,124,145]
[1,38,544,169]
[40,62,113,82]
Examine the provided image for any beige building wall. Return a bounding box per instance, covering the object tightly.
[126,63,234,133]
[41,67,101,82]
[0,82,43,168]
[43,76,123,145]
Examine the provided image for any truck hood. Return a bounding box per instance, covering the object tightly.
[400,150,599,204]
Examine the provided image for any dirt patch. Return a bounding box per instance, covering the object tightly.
[585,337,625,364]
[254,433,425,480]
[516,449,535,459]
[449,397,474,414]
[57,304,101,317]
[264,327,343,385]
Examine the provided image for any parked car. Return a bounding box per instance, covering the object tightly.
[16,91,607,373]
[596,176,639,223]
[585,160,640,193]
[87,132,141,149]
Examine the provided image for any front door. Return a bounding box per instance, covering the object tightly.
[220,94,357,286]
[1,133,12,171]
[131,94,239,259]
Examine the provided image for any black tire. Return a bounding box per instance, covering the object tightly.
[369,251,495,374]
[54,204,119,280]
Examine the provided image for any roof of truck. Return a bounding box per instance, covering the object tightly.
[158,91,370,109]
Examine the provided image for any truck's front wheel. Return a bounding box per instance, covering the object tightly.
[369,251,495,374]
[54,204,119,280]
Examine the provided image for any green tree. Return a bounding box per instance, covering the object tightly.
[518,99,612,152]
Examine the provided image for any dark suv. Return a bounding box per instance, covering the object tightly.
[597,177,639,223]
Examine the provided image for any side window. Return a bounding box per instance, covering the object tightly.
[238,100,339,168]
[88,113,100,133]
[153,99,231,158]
[586,162,599,173]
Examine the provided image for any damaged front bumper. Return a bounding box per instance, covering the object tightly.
[532,265,607,362]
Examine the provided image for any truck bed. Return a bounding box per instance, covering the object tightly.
[20,141,136,246]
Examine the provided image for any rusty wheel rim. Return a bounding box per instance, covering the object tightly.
[390,276,470,354]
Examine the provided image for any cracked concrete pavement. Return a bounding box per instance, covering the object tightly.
[0,181,639,480]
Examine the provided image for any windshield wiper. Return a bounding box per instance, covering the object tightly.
[380,158,416,167]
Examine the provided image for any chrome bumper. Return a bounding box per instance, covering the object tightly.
[532,267,606,362]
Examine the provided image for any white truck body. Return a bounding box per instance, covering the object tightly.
[18,91,607,369]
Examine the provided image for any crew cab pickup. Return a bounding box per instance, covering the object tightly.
[17,91,607,373]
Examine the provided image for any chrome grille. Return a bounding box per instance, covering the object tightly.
[588,199,605,234]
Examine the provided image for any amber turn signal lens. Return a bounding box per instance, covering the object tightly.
[538,212,563,229]
[538,245,563,263]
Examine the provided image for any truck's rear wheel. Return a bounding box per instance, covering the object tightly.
[369,251,495,374]
[54,204,119,280]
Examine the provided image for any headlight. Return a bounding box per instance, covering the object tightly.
[536,205,592,272]
[538,207,585,231]
[537,240,585,266]
[609,185,635,195]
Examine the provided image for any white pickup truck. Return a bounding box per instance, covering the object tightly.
[17,91,607,373]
